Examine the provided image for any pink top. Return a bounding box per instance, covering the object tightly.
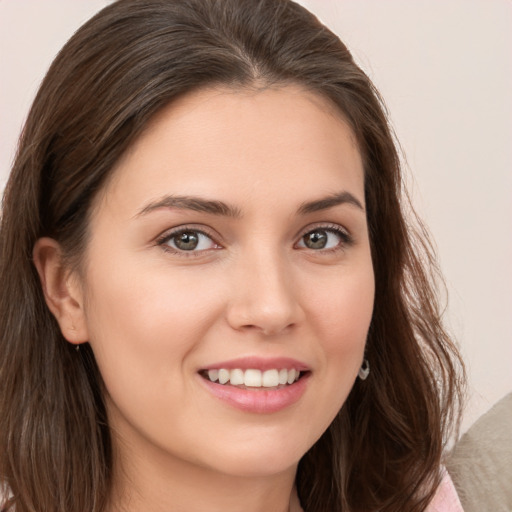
[426,471,464,512]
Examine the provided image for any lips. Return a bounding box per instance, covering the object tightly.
[198,357,310,413]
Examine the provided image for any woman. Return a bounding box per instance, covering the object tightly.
[0,0,465,510]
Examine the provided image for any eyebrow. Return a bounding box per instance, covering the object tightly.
[136,190,364,219]
[136,195,242,218]
[297,191,364,214]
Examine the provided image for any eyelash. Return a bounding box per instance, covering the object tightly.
[156,225,220,257]
[156,223,353,257]
[297,224,354,253]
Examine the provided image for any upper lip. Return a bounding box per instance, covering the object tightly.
[199,356,310,372]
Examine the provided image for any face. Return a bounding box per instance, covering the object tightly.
[77,86,374,479]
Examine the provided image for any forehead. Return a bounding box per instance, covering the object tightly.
[96,85,364,217]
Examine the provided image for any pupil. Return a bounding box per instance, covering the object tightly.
[175,231,199,250]
[305,230,327,249]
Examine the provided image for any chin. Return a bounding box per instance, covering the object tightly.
[198,433,313,479]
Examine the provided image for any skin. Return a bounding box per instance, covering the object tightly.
[34,85,375,512]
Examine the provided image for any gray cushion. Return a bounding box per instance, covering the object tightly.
[446,393,512,512]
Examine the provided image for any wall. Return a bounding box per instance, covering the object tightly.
[1,0,511,432]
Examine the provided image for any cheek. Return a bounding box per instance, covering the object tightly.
[81,260,230,449]
[308,267,375,355]
[301,265,374,425]
[82,260,224,388]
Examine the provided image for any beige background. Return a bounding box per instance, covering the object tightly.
[1,0,511,432]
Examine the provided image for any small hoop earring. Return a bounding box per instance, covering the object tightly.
[358,359,370,380]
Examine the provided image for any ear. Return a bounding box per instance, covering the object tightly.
[33,237,89,344]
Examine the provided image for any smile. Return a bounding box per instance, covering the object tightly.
[202,368,302,388]
[198,359,311,413]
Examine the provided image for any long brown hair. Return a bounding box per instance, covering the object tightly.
[0,1,465,510]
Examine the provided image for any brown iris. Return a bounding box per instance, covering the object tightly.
[303,230,328,249]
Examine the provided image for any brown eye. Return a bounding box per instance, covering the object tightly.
[161,229,218,252]
[303,230,328,249]
[297,227,351,251]
[173,231,200,250]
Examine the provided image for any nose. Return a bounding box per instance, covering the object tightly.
[226,249,304,336]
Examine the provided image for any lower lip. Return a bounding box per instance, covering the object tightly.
[199,373,310,414]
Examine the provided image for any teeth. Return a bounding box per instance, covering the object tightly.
[244,369,262,387]
[262,369,279,387]
[218,369,229,385]
[287,368,297,385]
[205,368,301,387]
[230,368,244,386]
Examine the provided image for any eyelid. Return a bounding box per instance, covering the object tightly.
[295,222,353,250]
[296,222,352,238]
[156,224,222,255]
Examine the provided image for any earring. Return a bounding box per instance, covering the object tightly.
[358,359,370,380]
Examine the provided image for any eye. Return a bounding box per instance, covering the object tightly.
[296,226,351,251]
[159,228,219,253]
